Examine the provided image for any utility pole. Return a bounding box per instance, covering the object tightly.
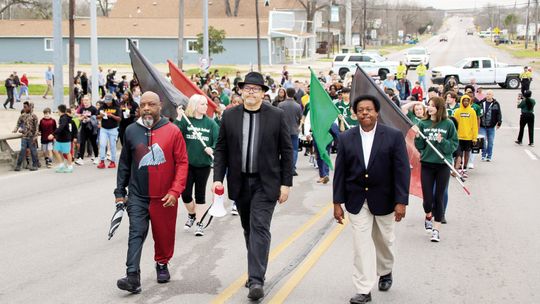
[255,0,262,72]
[203,0,209,72]
[526,0,531,49]
[535,0,539,51]
[363,0,367,49]
[327,5,331,59]
[53,0,64,108]
[90,0,98,103]
[69,0,75,107]
[345,0,351,46]
[178,0,184,69]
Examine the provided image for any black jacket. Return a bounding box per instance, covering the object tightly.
[53,114,73,143]
[333,124,410,215]
[479,98,502,128]
[214,102,293,201]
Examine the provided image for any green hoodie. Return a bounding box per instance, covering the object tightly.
[174,115,219,167]
[415,118,458,164]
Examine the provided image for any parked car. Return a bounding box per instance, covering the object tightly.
[404,47,430,69]
[466,29,474,35]
[494,36,512,45]
[332,52,398,80]
[431,57,524,89]
[440,35,448,42]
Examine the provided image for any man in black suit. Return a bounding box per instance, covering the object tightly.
[333,94,410,304]
[213,71,293,301]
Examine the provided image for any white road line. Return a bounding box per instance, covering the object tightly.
[524,149,538,160]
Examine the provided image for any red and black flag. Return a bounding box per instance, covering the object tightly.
[350,65,422,198]
[167,60,218,117]
[128,39,188,120]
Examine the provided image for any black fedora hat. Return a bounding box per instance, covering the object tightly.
[238,72,269,92]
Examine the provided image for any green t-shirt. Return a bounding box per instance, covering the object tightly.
[446,103,460,117]
[471,103,483,118]
[518,98,536,114]
[174,116,219,167]
[414,119,459,164]
[220,92,230,107]
[335,100,358,128]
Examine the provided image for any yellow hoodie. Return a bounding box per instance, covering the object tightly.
[453,96,478,141]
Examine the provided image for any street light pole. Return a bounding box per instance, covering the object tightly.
[526,0,531,49]
[52,0,64,108]
[203,0,209,72]
[255,0,262,72]
[178,0,184,69]
[69,0,75,107]
[90,0,98,103]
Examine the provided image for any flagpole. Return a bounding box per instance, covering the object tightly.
[338,114,351,129]
[415,129,471,195]
[179,111,214,160]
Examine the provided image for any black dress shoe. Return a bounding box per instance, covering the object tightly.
[247,284,264,300]
[293,171,298,176]
[441,215,447,224]
[378,272,393,291]
[350,292,371,304]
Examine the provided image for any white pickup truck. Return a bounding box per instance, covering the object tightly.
[332,52,399,80]
[431,57,523,89]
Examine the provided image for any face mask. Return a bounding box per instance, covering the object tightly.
[142,117,154,128]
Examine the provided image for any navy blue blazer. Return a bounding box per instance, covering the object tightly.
[333,123,410,215]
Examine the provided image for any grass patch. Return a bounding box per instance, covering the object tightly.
[184,66,239,76]
[0,84,69,95]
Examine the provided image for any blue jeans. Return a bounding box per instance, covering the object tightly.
[479,127,496,159]
[99,127,118,162]
[291,134,299,170]
[314,142,330,178]
[418,75,426,94]
[16,138,39,168]
[18,86,29,100]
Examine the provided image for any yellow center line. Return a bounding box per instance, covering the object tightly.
[211,203,333,304]
[267,219,348,304]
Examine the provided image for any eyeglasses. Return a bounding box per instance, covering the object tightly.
[242,86,262,93]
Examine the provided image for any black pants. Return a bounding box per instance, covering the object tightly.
[181,165,211,204]
[99,85,106,98]
[521,79,531,94]
[236,174,276,286]
[421,162,450,222]
[78,127,98,159]
[3,87,14,108]
[517,113,535,144]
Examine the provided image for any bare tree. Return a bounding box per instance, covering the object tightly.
[296,0,329,32]
[0,0,50,18]
[97,0,110,16]
[225,0,232,17]
[233,0,240,17]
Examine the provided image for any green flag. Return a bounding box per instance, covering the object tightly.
[309,68,340,170]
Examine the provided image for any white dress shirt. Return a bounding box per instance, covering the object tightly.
[359,123,377,167]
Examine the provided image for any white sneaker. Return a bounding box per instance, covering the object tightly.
[431,229,440,242]
[231,203,239,216]
[424,219,433,234]
[194,222,205,236]
[93,158,100,165]
[467,163,474,169]
[74,158,84,166]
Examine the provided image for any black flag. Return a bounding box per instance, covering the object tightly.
[128,39,188,120]
[350,64,412,135]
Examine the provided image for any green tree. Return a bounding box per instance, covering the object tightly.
[504,14,519,39]
[194,26,227,57]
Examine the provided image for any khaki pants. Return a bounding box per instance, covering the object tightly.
[349,203,395,294]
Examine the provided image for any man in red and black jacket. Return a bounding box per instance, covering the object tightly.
[114,91,188,294]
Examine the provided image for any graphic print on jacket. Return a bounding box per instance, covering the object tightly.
[138,143,166,169]
[115,117,188,200]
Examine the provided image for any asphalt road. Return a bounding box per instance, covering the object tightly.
[1,16,539,304]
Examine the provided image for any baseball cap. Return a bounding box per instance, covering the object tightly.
[103,94,114,103]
